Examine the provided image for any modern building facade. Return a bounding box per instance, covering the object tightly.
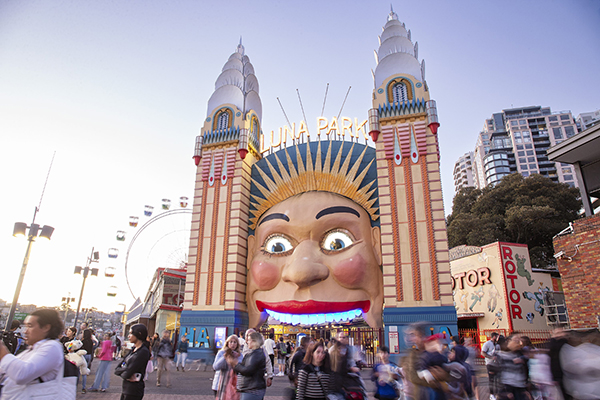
[453,152,475,192]
[455,106,580,192]
[575,109,600,131]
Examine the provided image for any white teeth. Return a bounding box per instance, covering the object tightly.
[265,309,363,325]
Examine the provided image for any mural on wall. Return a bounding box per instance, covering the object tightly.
[499,243,554,331]
[450,242,556,332]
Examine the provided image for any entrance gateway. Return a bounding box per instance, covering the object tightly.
[180,9,457,364]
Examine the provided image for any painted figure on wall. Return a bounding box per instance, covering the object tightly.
[469,287,485,311]
[492,308,503,328]
[523,284,550,316]
[459,289,469,312]
[245,142,383,329]
[487,284,501,313]
[515,253,534,286]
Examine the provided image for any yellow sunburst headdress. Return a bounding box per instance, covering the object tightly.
[249,141,379,231]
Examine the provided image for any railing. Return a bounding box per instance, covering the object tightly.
[460,328,553,350]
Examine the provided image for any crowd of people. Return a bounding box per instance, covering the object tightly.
[1,314,599,400]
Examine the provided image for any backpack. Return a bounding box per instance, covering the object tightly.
[279,342,287,355]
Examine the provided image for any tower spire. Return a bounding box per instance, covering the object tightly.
[388,4,398,21]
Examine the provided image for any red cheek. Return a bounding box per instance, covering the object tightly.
[332,254,366,287]
[251,260,280,290]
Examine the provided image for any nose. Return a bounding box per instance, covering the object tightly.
[281,240,329,289]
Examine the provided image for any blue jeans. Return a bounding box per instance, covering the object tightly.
[90,360,111,390]
[82,354,92,389]
[240,389,266,400]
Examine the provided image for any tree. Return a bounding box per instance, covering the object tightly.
[446,173,581,268]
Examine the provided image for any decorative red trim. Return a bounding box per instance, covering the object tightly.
[220,179,233,305]
[387,159,403,302]
[403,157,422,301]
[193,184,209,305]
[421,157,440,300]
[206,184,221,305]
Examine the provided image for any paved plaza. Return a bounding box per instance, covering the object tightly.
[77,359,491,400]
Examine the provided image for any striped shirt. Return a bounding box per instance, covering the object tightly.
[297,366,329,400]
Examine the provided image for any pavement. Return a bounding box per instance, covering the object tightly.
[77,359,491,400]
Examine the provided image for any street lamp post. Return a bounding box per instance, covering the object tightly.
[73,248,99,327]
[61,294,76,325]
[5,207,54,332]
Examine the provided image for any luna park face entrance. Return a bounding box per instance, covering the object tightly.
[260,324,384,368]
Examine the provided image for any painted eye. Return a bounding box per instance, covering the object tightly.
[263,235,293,254]
[322,231,354,251]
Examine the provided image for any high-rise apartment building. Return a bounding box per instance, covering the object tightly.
[576,109,600,131]
[454,106,580,193]
[453,152,475,192]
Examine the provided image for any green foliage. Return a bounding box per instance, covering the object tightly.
[446,173,581,268]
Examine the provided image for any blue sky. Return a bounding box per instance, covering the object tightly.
[1,0,599,313]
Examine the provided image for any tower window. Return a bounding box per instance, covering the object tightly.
[252,117,259,134]
[217,111,229,131]
[392,82,408,103]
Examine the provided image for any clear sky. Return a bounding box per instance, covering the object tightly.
[1,0,599,314]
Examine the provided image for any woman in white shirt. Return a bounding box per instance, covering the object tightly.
[0,309,65,400]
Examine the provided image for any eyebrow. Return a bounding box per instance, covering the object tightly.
[316,206,360,220]
[258,213,290,226]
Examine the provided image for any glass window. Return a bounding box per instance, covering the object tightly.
[550,122,559,127]
[529,163,537,169]
[549,116,558,122]
[481,134,488,139]
[564,126,575,138]
[553,127,563,139]
[519,158,527,163]
[567,182,575,188]
[511,120,518,126]
[392,83,408,103]
[560,114,570,120]
[217,111,229,131]
[561,162,570,167]
[525,144,533,149]
[522,172,529,177]
[519,119,526,125]
[516,145,524,150]
[564,175,573,181]
[518,151,525,156]
[522,132,531,142]
[562,167,572,174]
[528,157,536,162]
[526,150,534,156]
[521,165,528,170]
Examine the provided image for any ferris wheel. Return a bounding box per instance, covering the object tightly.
[104,197,192,301]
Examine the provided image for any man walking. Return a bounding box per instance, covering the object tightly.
[264,333,276,376]
[481,332,500,400]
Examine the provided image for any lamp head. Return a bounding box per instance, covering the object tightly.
[13,222,27,237]
[93,251,100,261]
[28,224,40,239]
[39,225,54,240]
[74,266,83,274]
[91,268,99,277]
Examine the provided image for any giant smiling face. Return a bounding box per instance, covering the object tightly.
[246,191,383,328]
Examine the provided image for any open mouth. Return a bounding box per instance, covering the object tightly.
[256,300,369,325]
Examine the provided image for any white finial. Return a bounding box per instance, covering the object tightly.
[388,4,398,21]
[237,36,245,55]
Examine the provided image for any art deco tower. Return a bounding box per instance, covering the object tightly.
[181,42,262,353]
[368,9,457,342]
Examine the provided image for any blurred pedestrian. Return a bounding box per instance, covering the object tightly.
[289,336,309,386]
[264,333,276,375]
[81,328,95,393]
[242,329,273,388]
[372,345,401,400]
[155,330,173,387]
[401,323,449,400]
[482,333,501,400]
[213,334,243,400]
[329,332,366,400]
[115,323,151,400]
[297,341,330,400]
[89,333,113,392]
[175,335,189,371]
[497,334,529,400]
[276,336,287,376]
[230,331,267,400]
[0,309,68,399]
[150,333,160,370]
